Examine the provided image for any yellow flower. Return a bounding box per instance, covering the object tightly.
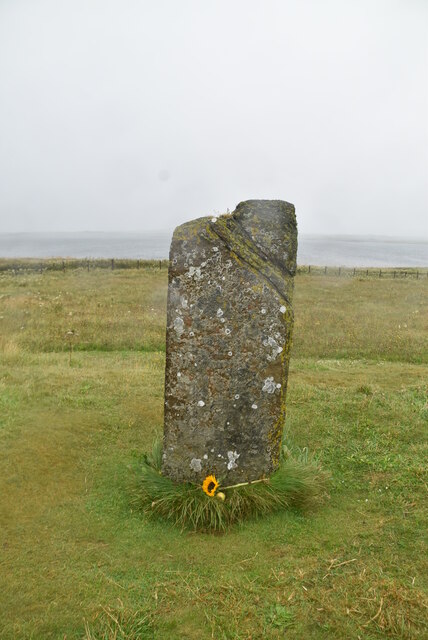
[202,475,219,497]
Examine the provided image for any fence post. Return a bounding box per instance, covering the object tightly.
[308,265,311,274]
[379,269,381,278]
[111,259,114,270]
[159,260,162,270]
[338,267,341,276]
[404,271,407,278]
[353,268,356,277]
[87,260,90,272]
[324,266,327,275]
[137,259,140,270]
[416,270,419,280]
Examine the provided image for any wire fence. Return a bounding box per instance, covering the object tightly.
[0,259,426,279]
[295,265,426,279]
[0,258,169,273]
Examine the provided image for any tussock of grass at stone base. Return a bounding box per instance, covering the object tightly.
[133,440,329,532]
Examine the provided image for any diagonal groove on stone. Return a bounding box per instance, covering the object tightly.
[206,217,293,305]
[232,214,295,279]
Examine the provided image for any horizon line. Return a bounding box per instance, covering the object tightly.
[1,230,427,242]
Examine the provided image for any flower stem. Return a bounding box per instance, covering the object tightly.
[221,478,269,490]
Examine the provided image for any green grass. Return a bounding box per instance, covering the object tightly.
[0,268,427,639]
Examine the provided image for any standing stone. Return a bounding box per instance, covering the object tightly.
[162,200,297,484]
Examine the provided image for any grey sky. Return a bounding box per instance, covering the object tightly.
[0,0,427,236]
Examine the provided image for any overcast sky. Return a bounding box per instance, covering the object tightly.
[0,0,427,236]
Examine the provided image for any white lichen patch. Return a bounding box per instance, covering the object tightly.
[251,403,258,409]
[180,296,188,308]
[197,400,205,407]
[203,454,208,459]
[263,336,283,361]
[280,305,287,313]
[212,246,219,252]
[187,266,202,281]
[211,217,218,223]
[227,450,240,470]
[190,458,202,472]
[261,308,267,314]
[262,377,277,394]
[173,317,184,337]
[216,308,224,318]
[177,372,181,377]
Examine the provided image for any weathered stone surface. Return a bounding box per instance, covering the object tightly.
[162,200,297,484]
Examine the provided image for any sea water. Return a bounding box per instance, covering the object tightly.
[0,232,427,267]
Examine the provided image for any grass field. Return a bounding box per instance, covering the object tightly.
[0,267,427,639]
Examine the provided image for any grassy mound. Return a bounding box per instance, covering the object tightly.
[133,439,329,532]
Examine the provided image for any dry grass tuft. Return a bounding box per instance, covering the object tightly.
[0,337,20,356]
[84,600,154,640]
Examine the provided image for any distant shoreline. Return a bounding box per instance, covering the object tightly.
[2,231,427,242]
[0,232,427,267]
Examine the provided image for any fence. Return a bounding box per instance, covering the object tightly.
[295,265,426,279]
[0,258,169,273]
[0,259,426,279]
